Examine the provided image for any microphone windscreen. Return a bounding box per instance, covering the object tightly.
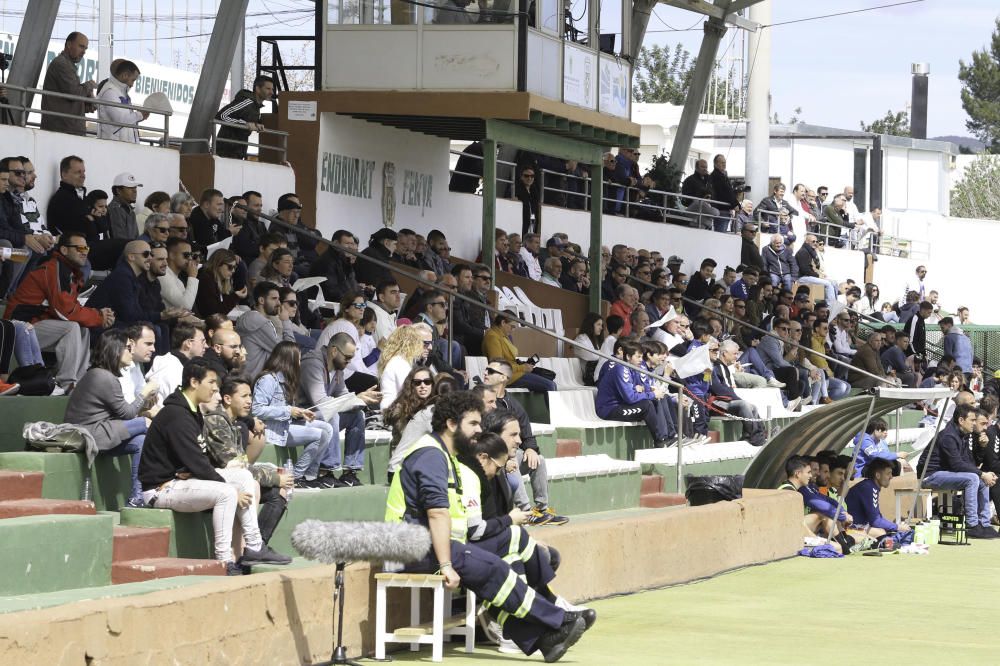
[291,520,432,564]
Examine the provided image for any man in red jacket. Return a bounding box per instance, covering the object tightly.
[6,233,115,393]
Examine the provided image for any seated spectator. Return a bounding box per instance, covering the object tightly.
[757,318,803,406]
[916,404,997,539]
[880,331,918,388]
[451,264,486,356]
[520,233,542,281]
[190,188,233,247]
[64,330,155,507]
[120,322,159,410]
[385,369,459,479]
[158,236,199,311]
[202,327,244,382]
[853,418,909,479]
[137,191,170,230]
[235,281,297,378]
[601,263,630,302]
[0,157,56,296]
[762,234,797,291]
[595,338,673,446]
[138,212,170,245]
[203,377,292,547]
[316,289,380,390]
[139,358,289,573]
[5,233,115,393]
[848,330,889,389]
[215,75,274,160]
[540,257,562,287]
[169,192,196,221]
[145,322,207,405]
[231,190,266,264]
[594,314,624,379]
[107,173,141,241]
[310,230,360,302]
[940,316,974,374]
[356,227,397,288]
[713,340,767,446]
[269,193,320,276]
[609,284,639,337]
[195,249,246,318]
[47,157,122,271]
[411,288,463,372]
[845,458,910,539]
[559,259,589,294]
[794,235,838,304]
[805,320,851,403]
[480,362,567,525]
[483,311,556,393]
[299,333,380,488]
[258,247,295,289]
[378,324,432,409]
[368,279,400,344]
[40,32,97,136]
[685,258,717,310]
[97,59,147,142]
[247,232,287,288]
[573,313,605,386]
[778,455,846,553]
[252,342,336,490]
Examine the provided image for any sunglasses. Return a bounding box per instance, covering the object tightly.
[180,251,193,259]
[283,300,298,307]
[222,263,236,270]
[411,378,434,387]
[429,301,447,307]
[170,226,189,232]
[65,244,90,252]
[352,302,367,310]
[475,275,491,281]
[485,367,509,379]
[10,169,25,176]
[153,226,169,233]
[131,250,152,258]
[422,340,434,348]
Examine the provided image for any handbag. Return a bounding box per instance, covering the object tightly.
[7,364,56,396]
[532,367,556,382]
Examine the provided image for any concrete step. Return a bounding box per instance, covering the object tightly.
[0,498,96,519]
[111,557,227,584]
[706,431,720,443]
[0,451,134,512]
[639,493,686,509]
[112,526,171,563]
[0,470,44,501]
[555,439,582,458]
[0,396,70,454]
[640,474,663,495]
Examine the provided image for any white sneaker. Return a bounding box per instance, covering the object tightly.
[555,595,588,612]
[766,377,786,388]
[787,397,802,412]
[49,385,66,397]
[477,611,502,645]
[498,638,520,654]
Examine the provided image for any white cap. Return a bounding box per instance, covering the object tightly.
[143,92,173,113]
[113,173,142,188]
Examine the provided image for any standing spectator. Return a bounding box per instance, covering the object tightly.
[231,190,266,264]
[158,236,199,311]
[483,311,556,392]
[97,60,148,142]
[64,330,153,506]
[449,141,483,193]
[514,166,539,235]
[940,316,974,374]
[40,33,96,136]
[709,154,738,232]
[680,159,718,230]
[195,249,246,318]
[822,194,851,248]
[215,75,274,160]
[903,301,933,366]
[762,234,798,291]
[107,173,141,240]
[235,281,297,379]
[5,233,115,392]
[144,323,207,405]
[190,188,232,247]
[754,183,797,232]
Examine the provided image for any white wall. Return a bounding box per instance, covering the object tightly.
[0,124,180,208]
[211,158,296,213]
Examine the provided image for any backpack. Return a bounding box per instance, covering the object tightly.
[7,364,56,396]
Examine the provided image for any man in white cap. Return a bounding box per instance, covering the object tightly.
[107,173,142,240]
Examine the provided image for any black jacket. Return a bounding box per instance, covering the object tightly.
[310,249,359,302]
[681,173,713,202]
[215,89,263,159]
[794,245,820,278]
[496,393,539,453]
[741,238,766,272]
[710,169,739,211]
[231,216,268,265]
[138,391,225,490]
[0,192,25,247]
[903,313,927,357]
[89,260,164,324]
[449,141,483,194]
[190,206,229,248]
[356,242,393,287]
[917,420,981,477]
[47,181,102,240]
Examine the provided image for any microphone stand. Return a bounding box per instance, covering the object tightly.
[315,561,364,666]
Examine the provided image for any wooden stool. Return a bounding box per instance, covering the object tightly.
[895,488,933,523]
[374,572,477,662]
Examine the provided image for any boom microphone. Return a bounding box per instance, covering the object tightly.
[291,520,431,564]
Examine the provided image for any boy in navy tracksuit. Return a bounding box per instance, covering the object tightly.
[639,340,679,446]
[595,338,672,447]
[679,321,713,437]
[845,458,906,538]
[778,455,850,553]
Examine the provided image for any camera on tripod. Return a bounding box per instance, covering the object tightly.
[0,52,8,72]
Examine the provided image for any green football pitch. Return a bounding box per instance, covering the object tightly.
[390,539,1000,665]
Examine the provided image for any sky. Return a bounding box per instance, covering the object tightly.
[0,0,995,137]
[645,0,1000,138]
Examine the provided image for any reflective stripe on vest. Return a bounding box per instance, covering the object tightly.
[384,434,468,543]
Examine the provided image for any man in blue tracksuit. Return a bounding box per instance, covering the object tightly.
[853,418,909,478]
[595,338,672,447]
[680,321,713,438]
[639,340,679,446]
[916,403,999,539]
[846,458,908,538]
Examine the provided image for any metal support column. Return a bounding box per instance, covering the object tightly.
[182,0,251,154]
[588,160,603,313]
[628,0,656,63]
[6,0,61,124]
[481,139,498,283]
[98,0,114,83]
[230,16,246,100]
[667,9,730,180]
[745,0,772,200]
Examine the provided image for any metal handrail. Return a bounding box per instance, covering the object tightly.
[211,119,289,160]
[1,81,172,145]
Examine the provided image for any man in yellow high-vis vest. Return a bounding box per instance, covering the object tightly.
[386,391,594,662]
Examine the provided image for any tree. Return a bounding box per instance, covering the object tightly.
[958,18,1000,152]
[860,109,910,137]
[632,44,743,118]
[950,155,1000,220]
[773,107,803,125]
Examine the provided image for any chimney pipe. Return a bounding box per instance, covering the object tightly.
[911,63,929,140]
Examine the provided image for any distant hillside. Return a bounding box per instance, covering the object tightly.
[931,135,985,152]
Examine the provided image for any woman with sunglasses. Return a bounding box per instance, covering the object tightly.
[252,341,337,489]
[859,283,880,317]
[384,368,458,478]
[277,286,317,352]
[316,289,378,391]
[195,249,246,318]
[64,330,157,507]
[377,324,433,410]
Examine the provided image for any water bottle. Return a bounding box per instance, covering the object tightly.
[284,458,295,501]
[0,247,30,263]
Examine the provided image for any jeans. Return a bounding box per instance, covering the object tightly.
[922,470,990,528]
[319,409,367,471]
[143,470,264,561]
[510,371,556,392]
[101,416,147,502]
[740,349,775,381]
[285,421,335,480]
[717,399,766,446]
[12,321,44,367]
[796,276,839,304]
[769,272,793,291]
[511,448,550,510]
